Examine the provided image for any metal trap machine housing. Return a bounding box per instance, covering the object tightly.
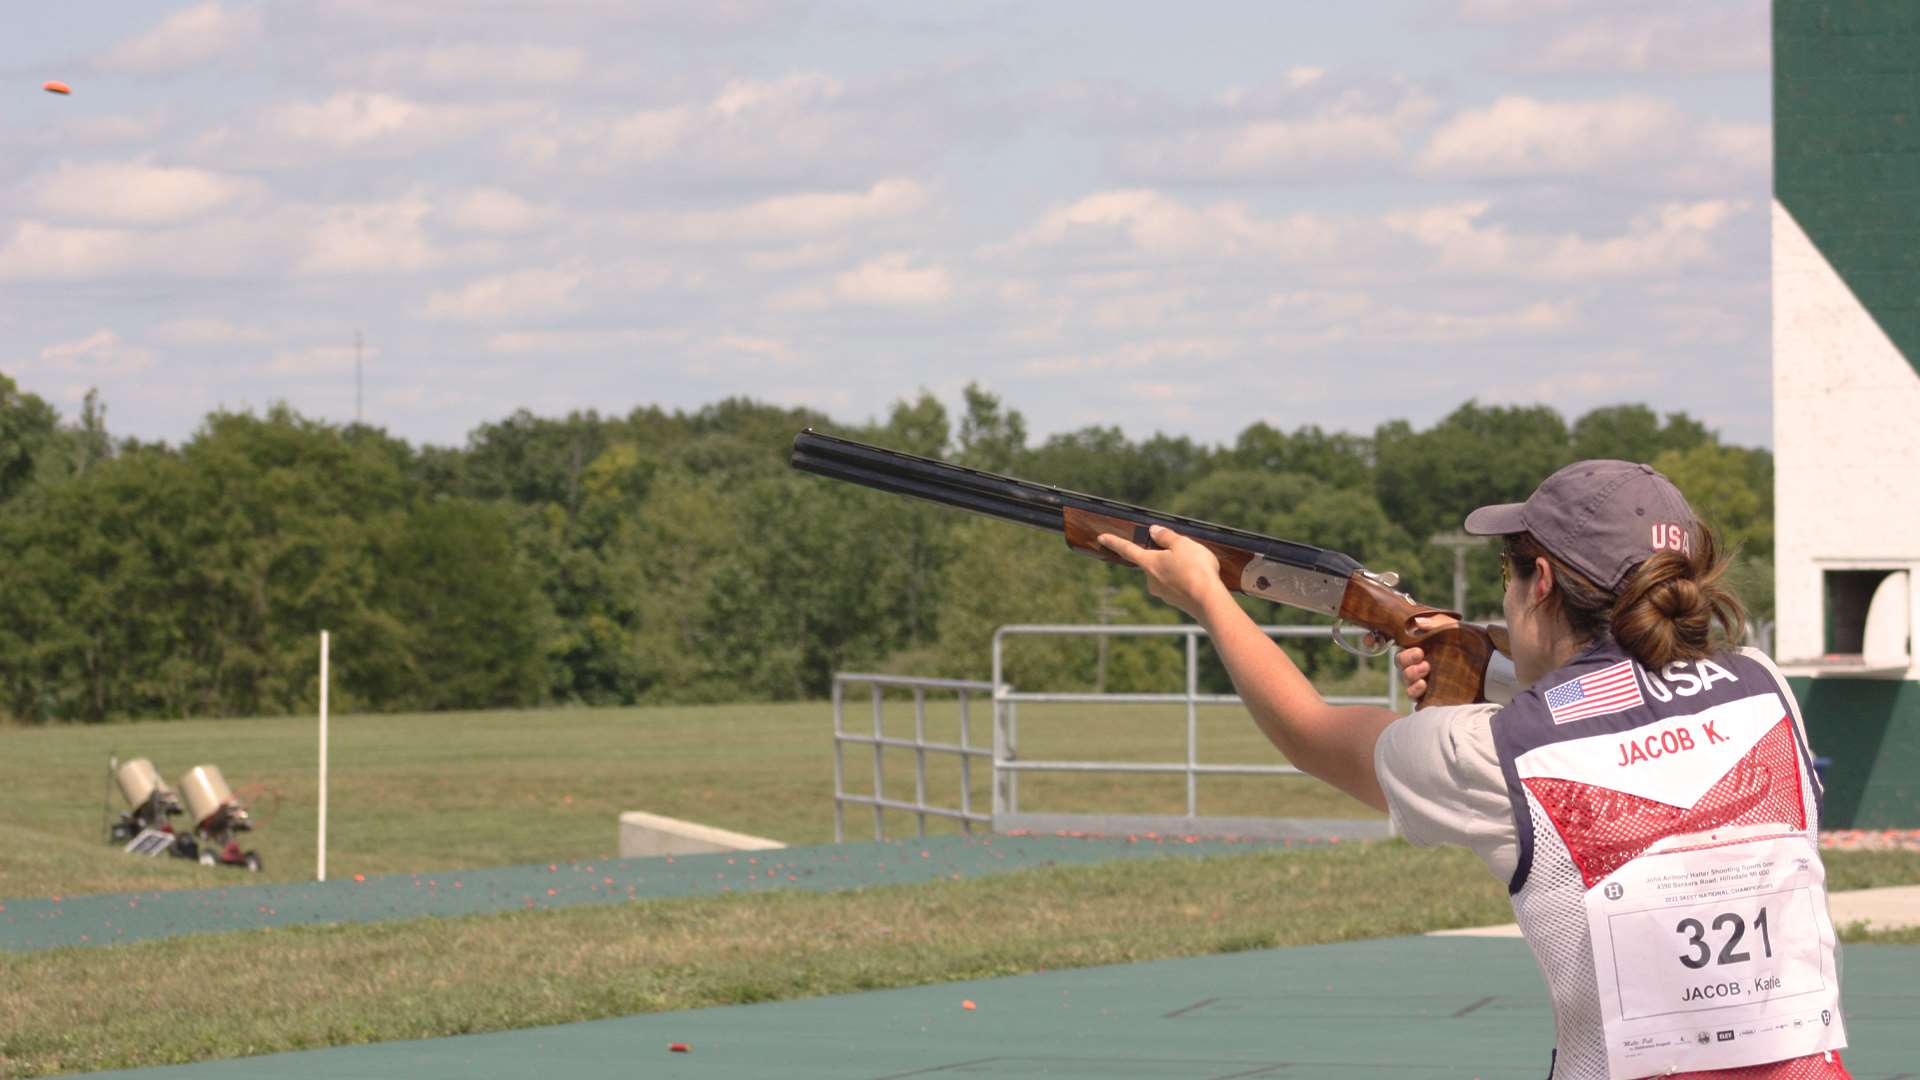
[107,757,197,860]
[105,757,262,871]
[180,765,262,872]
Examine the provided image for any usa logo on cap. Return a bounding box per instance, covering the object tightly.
[1651,522,1692,555]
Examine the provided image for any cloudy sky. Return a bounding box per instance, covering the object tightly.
[2,0,1772,451]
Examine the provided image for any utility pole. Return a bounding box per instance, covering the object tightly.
[1428,531,1488,616]
[354,331,363,425]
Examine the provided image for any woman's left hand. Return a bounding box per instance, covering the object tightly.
[1096,524,1228,621]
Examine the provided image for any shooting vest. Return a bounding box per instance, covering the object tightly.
[1491,638,1848,1079]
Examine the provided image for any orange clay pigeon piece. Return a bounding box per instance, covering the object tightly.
[43,81,71,95]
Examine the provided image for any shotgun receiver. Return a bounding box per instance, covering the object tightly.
[790,429,1507,708]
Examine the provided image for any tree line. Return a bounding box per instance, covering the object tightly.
[0,374,1774,723]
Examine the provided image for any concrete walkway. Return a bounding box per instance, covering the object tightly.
[67,935,1920,1079]
[0,833,1311,952]
[1431,885,1920,938]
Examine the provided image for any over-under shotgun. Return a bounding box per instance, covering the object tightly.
[790,430,1505,708]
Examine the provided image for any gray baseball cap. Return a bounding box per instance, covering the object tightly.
[1463,459,1698,591]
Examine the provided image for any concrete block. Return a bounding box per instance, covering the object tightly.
[618,811,784,858]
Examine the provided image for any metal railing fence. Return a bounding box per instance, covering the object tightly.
[990,624,1399,820]
[831,672,994,842]
[832,624,1402,842]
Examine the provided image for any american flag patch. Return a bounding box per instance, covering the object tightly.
[1544,659,1645,725]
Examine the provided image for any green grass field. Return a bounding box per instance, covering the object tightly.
[4,698,1916,1079]
[0,695,1380,899]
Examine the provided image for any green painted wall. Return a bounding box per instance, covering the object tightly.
[1788,676,1920,827]
[1774,0,1920,379]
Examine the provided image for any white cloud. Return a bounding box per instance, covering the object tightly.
[271,345,368,375]
[1418,95,1683,177]
[1022,337,1233,376]
[510,73,883,178]
[101,2,264,74]
[310,0,786,35]
[185,92,533,168]
[424,268,583,322]
[1453,0,1583,24]
[29,161,262,225]
[359,43,588,85]
[37,329,155,375]
[765,286,832,312]
[1504,351,1668,405]
[1258,294,1575,346]
[1113,84,1437,181]
[1418,94,1769,194]
[706,334,798,366]
[1514,5,1768,75]
[1013,190,1344,261]
[1117,113,1409,181]
[152,318,270,346]
[1647,300,1752,347]
[0,198,462,282]
[712,74,842,118]
[1382,200,1511,262]
[444,188,553,234]
[484,328,686,354]
[1268,290,1376,323]
[298,198,440,274]
[1540,200,1744,277]
[598,106,698,161]
[1451,1,1767,75]
[1382,198,1746,279]
[1124,382,1204,402]
[743,241,848,272]
[1388,300,1574,341]
[668,178,929,243]
[1663,123,1772,190]
[832,253,953,306]
[0,221,143,281]
[18,110,175,148]
[267,92,512,150]
[763,386,854,414]
[0,214,289,281]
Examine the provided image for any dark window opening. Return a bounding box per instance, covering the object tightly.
[1824,569,1902,656]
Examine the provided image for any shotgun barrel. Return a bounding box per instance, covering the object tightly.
[790,429,1362,582]
[790,428,1501,708]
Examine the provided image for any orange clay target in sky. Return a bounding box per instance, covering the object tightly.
[43,81,71,95]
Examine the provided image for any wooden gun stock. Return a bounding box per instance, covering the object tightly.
[1339,572,1498,708]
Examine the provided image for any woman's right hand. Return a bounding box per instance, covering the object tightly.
[1387,612,1460,704]
[1394,646,1431,703]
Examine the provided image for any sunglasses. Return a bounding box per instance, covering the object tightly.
[1501,550,1521,590]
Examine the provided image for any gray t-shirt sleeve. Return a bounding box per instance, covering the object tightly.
[1372,702,1518,882]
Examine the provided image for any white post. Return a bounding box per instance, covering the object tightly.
[318,630,329,882]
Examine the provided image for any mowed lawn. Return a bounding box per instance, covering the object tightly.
[0,694,1378,899]
[7,699,1917,1080]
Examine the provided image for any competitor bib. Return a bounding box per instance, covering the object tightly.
[1587,832,1843,1074]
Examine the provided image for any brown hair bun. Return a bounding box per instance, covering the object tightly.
[1610,532,1745,671]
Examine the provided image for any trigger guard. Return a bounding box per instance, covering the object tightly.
[1331,620,1392,658]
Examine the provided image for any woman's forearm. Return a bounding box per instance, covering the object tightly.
[1091,522,1398,810]
[1194,590,1396,810]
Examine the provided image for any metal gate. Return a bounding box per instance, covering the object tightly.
[832,624,1401,842]
[831,672,994,842]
